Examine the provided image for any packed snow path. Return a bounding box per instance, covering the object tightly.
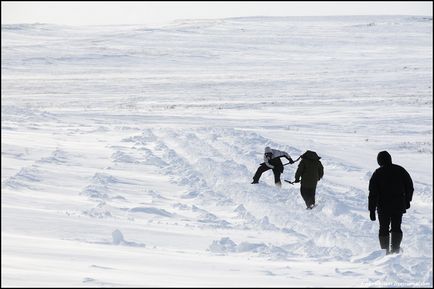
[2,16,432,287]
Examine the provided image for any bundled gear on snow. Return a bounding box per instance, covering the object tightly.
[368,151,413,254]
[294,150,324,209]
[252,146,294,187]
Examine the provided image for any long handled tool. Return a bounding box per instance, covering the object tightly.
[283,155,302,184]
[283,155,301,166]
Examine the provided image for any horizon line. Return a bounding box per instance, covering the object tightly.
[2,14,432,27]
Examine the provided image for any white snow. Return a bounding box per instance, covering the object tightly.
[1,15,432,287]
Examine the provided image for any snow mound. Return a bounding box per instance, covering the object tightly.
[112,229,145,247]
[208,237,290,260]
[129,207,173,217]
[112,229,124,245]
[208,237,237,253]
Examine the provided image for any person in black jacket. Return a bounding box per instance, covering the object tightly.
[368,151,413,254]
[294,150,324,209]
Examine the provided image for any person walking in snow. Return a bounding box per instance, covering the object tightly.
[294,150,324,209]
[252,146,294,187]
[368,151,413,254]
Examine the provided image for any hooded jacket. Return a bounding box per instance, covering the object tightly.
[369,151,413,214]
[263,147,292,171]
[295,150,324,188]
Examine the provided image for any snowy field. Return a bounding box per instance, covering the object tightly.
[1,15,432,287]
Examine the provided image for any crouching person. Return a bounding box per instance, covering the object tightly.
[252,146,294,188]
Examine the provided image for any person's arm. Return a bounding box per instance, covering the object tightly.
[368,172,379,221]
[368,171,379,216]
[403,168,414,208]
[294,161,304,182]
[264,154,274,169]
[284,152,294,163]
[274,150,294,163]
[318,161,324,180]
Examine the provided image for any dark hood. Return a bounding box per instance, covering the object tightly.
[377,151,392,166]
[302,150,321,160]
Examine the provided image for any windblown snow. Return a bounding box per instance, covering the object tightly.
[1,16,433,287]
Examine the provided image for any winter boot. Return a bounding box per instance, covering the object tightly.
[275,181,282,188]
[379,234,390,254]
[391,231,403,254]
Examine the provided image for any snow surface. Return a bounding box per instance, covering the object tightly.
[1,15,433,287]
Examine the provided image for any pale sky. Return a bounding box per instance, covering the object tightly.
[2,1,432,26]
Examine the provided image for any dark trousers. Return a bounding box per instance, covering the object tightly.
[253,163,282,183]
[378,212,403,236]
[300,186,316,208]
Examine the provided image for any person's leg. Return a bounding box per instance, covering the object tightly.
[378,212,391,254]
[312,191,316,206]
[390,213,403,253]
[272,168,282,187]
[300,186,310,208]
[300,187,315,208]
[309,186,317,207]
[252,164,270,183]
